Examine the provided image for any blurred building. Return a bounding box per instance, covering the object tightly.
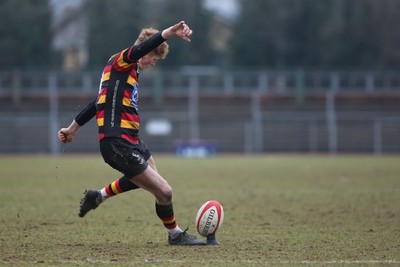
[203,0,240,58]
[50,0,88,71]
[48,0,240,71]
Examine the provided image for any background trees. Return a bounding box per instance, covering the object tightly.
[1,0,399,70]
[230,0,400,69]
[0,0,51,70]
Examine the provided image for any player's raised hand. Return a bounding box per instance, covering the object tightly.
[162,21,193,42]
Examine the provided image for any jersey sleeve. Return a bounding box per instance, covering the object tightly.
[128,32,165,61]
[75,99,96,126]
[112,32,166,69]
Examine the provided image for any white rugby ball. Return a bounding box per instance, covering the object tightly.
[195,200,224,237]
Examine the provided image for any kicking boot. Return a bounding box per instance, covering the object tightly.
[79,189,103,217]
[168,228,206,246]
[206,233,220,245]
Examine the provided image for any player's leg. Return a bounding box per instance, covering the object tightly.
[78,175,139,217]
[100,156,157,201]
[129,164,171,204]
[130,166,205,245]
[78,140,158,217]
[99,175,139,200]
[98,140,156,201]
[147,155,158,173]
[139,142,184,233]
[78,138,142,217]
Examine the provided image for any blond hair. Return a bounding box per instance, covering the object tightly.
[134,28,169,59]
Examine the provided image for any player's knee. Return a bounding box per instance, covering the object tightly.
[159,184,173,203]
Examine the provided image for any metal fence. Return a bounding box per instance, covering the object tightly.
[0,69,399,154]
[1,68,400,96]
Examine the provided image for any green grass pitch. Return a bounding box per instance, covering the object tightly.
[0,154,399,266]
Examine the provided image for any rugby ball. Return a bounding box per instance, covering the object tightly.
[195,200,224,237]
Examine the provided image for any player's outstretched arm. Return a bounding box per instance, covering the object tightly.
[162,21,193,42]
[58,120,81,144]
[58,99,96,143]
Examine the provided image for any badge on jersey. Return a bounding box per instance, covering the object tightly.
[130,83,139,111]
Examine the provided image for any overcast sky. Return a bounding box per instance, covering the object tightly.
[203,0,240,21]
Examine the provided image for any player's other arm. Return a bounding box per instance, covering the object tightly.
[161,20,192,42]
[128,32,165,62]
[129,21,193,61]
[58,99,96,143]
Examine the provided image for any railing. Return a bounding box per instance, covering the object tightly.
[1,68,399,154]
[1,68,399,97]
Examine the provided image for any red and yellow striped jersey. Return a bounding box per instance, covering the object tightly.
[95,48,141,144]
[93,32,165,144]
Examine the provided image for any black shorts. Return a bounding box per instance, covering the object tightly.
[100,137,151,178]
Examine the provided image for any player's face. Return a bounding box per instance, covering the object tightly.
[139,54,161,70]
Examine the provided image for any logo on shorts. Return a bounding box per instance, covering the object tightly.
[131,152,144,165]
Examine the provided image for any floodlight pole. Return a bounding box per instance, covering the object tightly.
[188,74,199,140]
[326,73,338,154]
[48,72,60,155]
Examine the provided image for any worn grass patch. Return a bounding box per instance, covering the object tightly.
[0,154,399,266]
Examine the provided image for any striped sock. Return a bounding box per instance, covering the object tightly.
[155,202,182,237]
[100,175,139,199]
